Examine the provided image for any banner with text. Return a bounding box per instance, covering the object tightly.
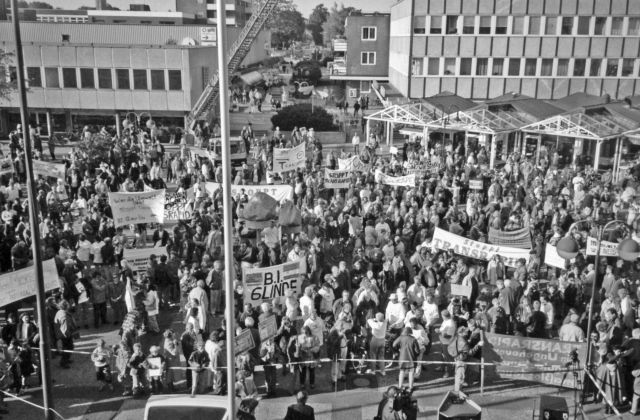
[324,168,352,189]
[488,227,532,249]
[124,247,169,272]
[33,160,66,180]
[108,189,165,227]
[0,259,60,307]
[338,155,370,172]
[203,182,293,202]
[164,191,194,222]
[243,261,301,307]
[586,237,619,257]
[544,243,573,269]
[431,227,530,267]
[375,170,416,187]
[272,143,306,173]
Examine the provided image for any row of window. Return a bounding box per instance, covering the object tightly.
[5,67,182,91]
[411,57,639,78]
[36,16,89,23]
[415,15,640,37]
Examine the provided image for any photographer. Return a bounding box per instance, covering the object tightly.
[375,386,403,420]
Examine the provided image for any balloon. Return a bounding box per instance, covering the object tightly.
[122,120,131,129]
[146,119,155,129]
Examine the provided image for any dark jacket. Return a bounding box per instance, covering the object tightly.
[284,402,315,420]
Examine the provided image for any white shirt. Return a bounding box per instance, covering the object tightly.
[439,318,456,345]
[77,239,92,262]
[91,241,105,264]
[367,318,388,339]
[303,317,324,345]
[299,295,314,319]
[422,301,440,327]
[385,302,406,328]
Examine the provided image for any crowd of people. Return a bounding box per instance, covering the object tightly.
[0,106,639,418]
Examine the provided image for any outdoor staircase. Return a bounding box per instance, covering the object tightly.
[185,0,280,130]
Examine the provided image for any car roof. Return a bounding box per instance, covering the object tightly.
[145,394,229,409]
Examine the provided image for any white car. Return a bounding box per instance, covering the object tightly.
[144,395,228,420]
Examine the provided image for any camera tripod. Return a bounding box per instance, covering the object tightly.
[560,351,584,420]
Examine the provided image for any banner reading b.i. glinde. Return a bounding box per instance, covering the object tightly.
[243,261,301,307]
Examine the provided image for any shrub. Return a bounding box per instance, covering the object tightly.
[270,104,336,131]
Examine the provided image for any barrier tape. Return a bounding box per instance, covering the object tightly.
[583,368,622,418]
[0,389,66,420]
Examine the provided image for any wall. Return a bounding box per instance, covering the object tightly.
[344,14,390,77]
[389,0,413,97]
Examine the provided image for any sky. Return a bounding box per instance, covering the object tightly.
[41,0,393,19]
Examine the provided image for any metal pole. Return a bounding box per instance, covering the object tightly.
[10,1,54,418]
[584,225,601,368]
[216,1,236,417]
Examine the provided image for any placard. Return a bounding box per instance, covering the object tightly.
[272,143,306,173]
[586,237,619,257]
[324,168,351,189]
[235,328,255,355]
[164,191,194,222]
[147,356,163,377]
[544,243,573,269]
[108,189,165,227]
[258,315,278,342]
[243,261,302,307]
[32,160,66,180]
[203,182,293,202]
[0,259,60,307]
[469,179,483,190]
[338,155,370,172]
[450,283,472,298]
[123,247,169,272]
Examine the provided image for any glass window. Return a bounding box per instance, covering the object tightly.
[557,59,569,76]
[463,16,475,34]
[361,52,376,65]
[476,58,488,75]
[606,59,619,77]
[460,58,472,75]
[446,15,458,34]
[62,68,77,88]
[361,26,376,40]
[97,68,112,89]
[430,16,442,34]
[168,70,182,90]
[577,16,590,35]
[594,17,606,35]
[611,17,623,35]
[6,66,16,84]
[411,58,424,76]
[529,16,541,35]
[80,68,94,89]
[133,69,147,89]
[44,67,59,87]
[116,69,130,89]
[525,59,537,76]
[492,58,504,75]
[590,58,602,76]
[630,18,640,35]
[495,16,508,34]
[26,67,41,87]
[561,17,573,35]
[151,70,165,90]
[360,80,371,92]
[512,16,524,34]
[541,59,553,76]
[508,58,521,76]
[427,58,439,75]
[414,16,426,34]
[444,58,456,75]
[622,59,635,77]
[479,16,491,34]
[573,59,586,76]
[545,17,557,35]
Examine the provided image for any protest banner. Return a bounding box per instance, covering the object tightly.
[389,146,398,154]
[426,161,443,174]
[324,168,351,189]
[0,259,59,307]
[338,155,369,172]
[33,160,66,180]
[375,170,416,187]
[450,283,472,298]
[586,237,619,257]
[469,179,483,190]
[203,182,294,202]
[431,227,530,268]
[483,333,587,389]
[544,243,573,269]
[258,315,278,342]
[124,247,169,272]
[164,191,194,222]
[0,158,13,175]
[272,143,306,173]
[406,167,425,177]
[488,227,532,249]
[243,261,302,307]
[235,328,255,355]
[108,189,165,227]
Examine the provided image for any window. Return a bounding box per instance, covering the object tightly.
[577,16,590,35]
[26,67,41,87]
[361,26,376,40]
[557,59,569,76]
[630,18,640,35]
[116,69,130,89]
[594,17,606,35]
[427,58,439,75]
[495,16,507,34]
[463,16,475,34]
[430,16,442,34]
[611,17,623,35]
[589,58,602,76]
[44,67,59,87]
[492,58,504,75]
[541,59,553,76]
[411,58,423,76]
[573,58,586,76]
[622,59,635,77]
[62,34,70,42]
[133,69,147,89]
[512,16,524,34]
[168,70,182,90]
[150,70,165,90]
[446,15,458,34]
[460,58,472,75]
[97,68,112,89]
[413,16,426,34]
[508,58,521,76]
[545,17,557,35]
[62,68,77,88]
[476,58,488,75]
[479,16,491,34]
[360,80,371,93]
[529,16,541,35]
[525,59,537,76]
[361,52,376,65]
[6,66,16,84]
[80,68,94,89]
[444,58,456,75]
[606,59,619,76]
[561,17,573,35]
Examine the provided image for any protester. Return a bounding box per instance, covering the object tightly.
[284,390,315,420]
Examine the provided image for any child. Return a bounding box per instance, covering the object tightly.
[145,345,166,395]
[90,338,114,391]
[128,343,147,397]
[188,339,210,397]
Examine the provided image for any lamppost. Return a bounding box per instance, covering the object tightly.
[556,220,640,366]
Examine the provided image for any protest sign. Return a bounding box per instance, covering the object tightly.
[0,259,59,307]
[586,237,619,257]
[426,161,443,174]
[203,182,293,202]
[431,227,530,268]
[469,179,483,190]
[147,357,163,378]
[544,243,573,269]
[324,168,351,189]
[235,328,255,355]
[33,160,66,180]
[109,189,165,227]
[243,261,301,307]
[338,155,369,172]
[375,170,416,187]
[0,158,13,175]
[124,247,169,272]
[389,146,398,154]
[258,315,278,342]
[483,333,587,389]
[164,191,194,222]
[450,283,472,298]
[272,143,306,173]
[488,227,532,249]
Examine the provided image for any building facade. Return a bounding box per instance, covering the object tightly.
[390,0,640,101]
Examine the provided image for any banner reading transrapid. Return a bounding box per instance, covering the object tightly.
[324,168,351,189]
[375,170,416,187]
[108,189,165,227]
[203,182,294,202]
[243,261,302,307]
[272,143,306,173]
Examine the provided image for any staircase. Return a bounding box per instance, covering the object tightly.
[185,0,280,130]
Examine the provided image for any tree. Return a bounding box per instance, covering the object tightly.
[271,104,336,132]
[269,9,306,48]
[307,4,328,46]
[322,3,359,43]
[0,51,16,102]
[76,132,115,168]
[28,1,53,8]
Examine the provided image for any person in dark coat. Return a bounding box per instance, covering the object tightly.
[392,327,420,390]
[284,390,315,420]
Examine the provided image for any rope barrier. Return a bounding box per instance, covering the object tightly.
[0,389,66,420]
[582,368,622,418]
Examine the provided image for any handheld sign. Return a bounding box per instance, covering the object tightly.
[451,283,472,299]
[258,315,278,342]
[235,328,255,355]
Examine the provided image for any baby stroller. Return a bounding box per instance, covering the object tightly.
[346,326,369,375]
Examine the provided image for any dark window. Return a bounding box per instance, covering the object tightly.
[443,58,456,75]
[463,16,475,34]
[460,58,472,75]
[573,59,586,76]
[492,58,504,75]
[476,58,488,75]
[606,59,619,77]
[133,69,147,90]
[44,67,59,87]
[611,17,623,35]
[495,16,507,34]
[62,68,77,88]
[150,70,165,90]
[479,16,491,34]
[622,59,635,77]
[7,66,16,83]
[557,59,569,76]
[97,68,112,89]
[27,67,41,87]
[80,68,94,88]
[413,16,426,34]
[524,59,537,76]
[590,59,602,76]
[116,69,130,89]
[508,58,521,76]
[430,16,442,34]
[446,15,458,34]
[577,16,590,35]
[168,70,182,90]
[594,17,606,35]
[561,17,573,35]
[541,59,553,76]
[62,34,70,42]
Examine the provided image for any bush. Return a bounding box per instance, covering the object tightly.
[271,104,336,131]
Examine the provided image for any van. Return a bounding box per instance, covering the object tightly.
[209,136,248,163]
[143,395,228,420]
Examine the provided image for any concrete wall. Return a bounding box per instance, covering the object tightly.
[389,0,413,97]
[344,14,390,77]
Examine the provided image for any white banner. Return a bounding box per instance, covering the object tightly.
[203,182,293,202]
[586,237,619,257]
[33,160,66,180]
[0,259,59,307]
[124,247,169,272]
[544,243,573,269]
[324,168,351,189]
[431,227,530,268]
[272,143,306,173]
[0,157,13,175]
[243,261,301,307]
[108,189,165,227]
[375,170,416,187]
[338,155,369,172]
